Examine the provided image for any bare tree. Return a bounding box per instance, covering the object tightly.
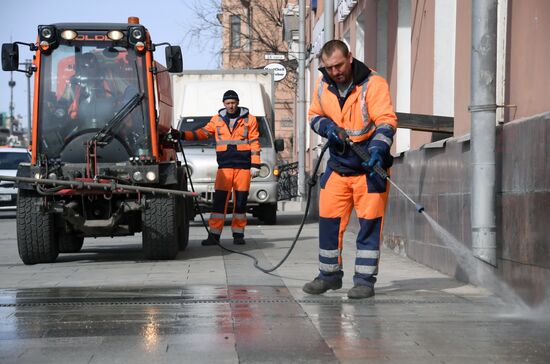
[181,0,224,64]
[183,0,297,92]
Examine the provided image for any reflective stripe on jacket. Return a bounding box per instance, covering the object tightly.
[183,107,261,169]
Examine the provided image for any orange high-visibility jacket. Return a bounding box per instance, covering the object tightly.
[309,59,397,174]
[183,107,261,169]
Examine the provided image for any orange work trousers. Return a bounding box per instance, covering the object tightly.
[209,168,251,238]
[317,167,390,287]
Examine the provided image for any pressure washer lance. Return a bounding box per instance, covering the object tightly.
[346,138,424,213]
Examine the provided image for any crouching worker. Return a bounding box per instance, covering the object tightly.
[303,40,397,299]
[173,90,261,246]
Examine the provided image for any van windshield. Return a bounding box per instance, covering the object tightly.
[177,116,273,147]
[0,151,30,169]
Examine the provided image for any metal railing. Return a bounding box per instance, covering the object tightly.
[277,162,299,201]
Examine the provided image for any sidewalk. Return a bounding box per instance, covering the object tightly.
[0,212,549,363]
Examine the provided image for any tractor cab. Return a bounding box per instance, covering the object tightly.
[2,18,182,176]
[41,40,149,164]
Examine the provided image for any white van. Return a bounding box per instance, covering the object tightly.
[172,70,284,224]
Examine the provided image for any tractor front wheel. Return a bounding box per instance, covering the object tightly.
[16,190,59,264]
[142,194,179,260]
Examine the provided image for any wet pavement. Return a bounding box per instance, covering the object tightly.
[0,212,549,363]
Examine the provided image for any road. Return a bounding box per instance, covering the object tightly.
[0,211,549,363]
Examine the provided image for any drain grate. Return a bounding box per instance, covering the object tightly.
[0,295,467,307]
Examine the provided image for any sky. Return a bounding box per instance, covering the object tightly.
[0,0,221,130]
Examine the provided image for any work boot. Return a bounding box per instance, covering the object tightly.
[347,285,375,299]
[302,278,342,295]
[201,234,220,246]
[233,237,246,245]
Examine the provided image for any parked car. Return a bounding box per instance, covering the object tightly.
[0,147,31,216]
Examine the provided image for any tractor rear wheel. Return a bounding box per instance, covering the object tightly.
[142,194,179,260]
[16,190,59,264]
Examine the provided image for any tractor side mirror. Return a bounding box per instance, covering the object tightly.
[2,43,19,71]
[274,139,285,152]
[165,46,183,73]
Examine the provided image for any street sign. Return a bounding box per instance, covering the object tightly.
[264,54,286,60]
[264,63,287,82]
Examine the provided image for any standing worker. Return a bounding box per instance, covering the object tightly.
[176,90,261,245]
[303,40,398,299]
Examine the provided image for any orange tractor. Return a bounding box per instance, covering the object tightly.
[1,17,195,264]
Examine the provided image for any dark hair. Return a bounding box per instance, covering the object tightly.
[320,39,350,59]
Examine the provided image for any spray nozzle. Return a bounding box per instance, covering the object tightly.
[415,203,425,213]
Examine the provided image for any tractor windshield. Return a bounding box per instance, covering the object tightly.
[37,42,151,163]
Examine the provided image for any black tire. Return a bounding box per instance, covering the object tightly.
[58,230,84,253]
[260,203,277,225]
[142,194,179,260]
[16,190,59,264]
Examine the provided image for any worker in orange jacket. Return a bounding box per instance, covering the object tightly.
[178,90,261,245]
[303,40,398,299]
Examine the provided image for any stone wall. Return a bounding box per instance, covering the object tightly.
[382,112,550,305]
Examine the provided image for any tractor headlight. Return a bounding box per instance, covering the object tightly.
[60,30,78,40]
[41,27,53,39]
[145,171,156,182]
[128,25,147,51]
[38,25,58,52]
[129,26,145,42]
[107,30,124,41]
[131,28,143,40]
[133,171,143,182]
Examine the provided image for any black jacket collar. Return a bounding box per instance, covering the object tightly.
[319,58,372,87]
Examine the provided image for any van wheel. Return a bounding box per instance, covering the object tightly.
[259,203,277,225]
[16,190,59,264]
[142,194,179,260]
[58,231,84,253]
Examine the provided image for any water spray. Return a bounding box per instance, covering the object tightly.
[346,139,537,309]
[346,139,424,213]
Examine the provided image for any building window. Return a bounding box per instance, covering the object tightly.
[231,15,241,49]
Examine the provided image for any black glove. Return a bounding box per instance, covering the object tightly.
[326,124,348,150]
[166,127,181,142]
[361,147,392,177]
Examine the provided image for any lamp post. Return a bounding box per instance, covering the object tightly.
[8,72,16,133]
